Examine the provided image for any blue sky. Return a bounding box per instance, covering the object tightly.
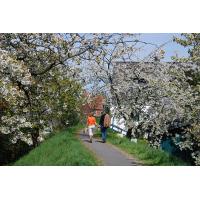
[139,33,189,61]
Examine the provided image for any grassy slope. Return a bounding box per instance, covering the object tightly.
[14,124,98,166]
[96,129,188,166]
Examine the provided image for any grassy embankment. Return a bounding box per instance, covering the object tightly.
[95,128,188,166]
[14,124,98,166]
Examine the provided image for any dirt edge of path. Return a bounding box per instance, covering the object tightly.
[76,130,104,166]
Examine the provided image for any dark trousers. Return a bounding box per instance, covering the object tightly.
[101,126,107,141]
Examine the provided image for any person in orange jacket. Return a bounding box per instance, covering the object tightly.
[87,112,97,143]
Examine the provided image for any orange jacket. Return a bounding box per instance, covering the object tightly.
[87,116,96,126]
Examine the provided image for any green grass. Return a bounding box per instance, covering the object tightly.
[14,124,98,166]
[96,129,188,166]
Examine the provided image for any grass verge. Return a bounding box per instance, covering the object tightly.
[95,129,188,166]
[14,124,98,166]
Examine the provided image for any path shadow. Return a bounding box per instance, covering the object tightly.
[79,133,88,137]
[130,162,138,166]
[83,139,92,143]
[95,140,104,143]
[130,161,143,166]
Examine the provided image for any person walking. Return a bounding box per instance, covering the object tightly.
[87,112,97,143]
[99,108,111,143]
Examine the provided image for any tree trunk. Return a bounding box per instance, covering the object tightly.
[31,128,39,147]
[126,128,132,140]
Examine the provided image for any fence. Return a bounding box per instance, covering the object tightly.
[110,124,127,134]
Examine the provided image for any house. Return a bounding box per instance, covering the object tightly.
[82,92,105,117]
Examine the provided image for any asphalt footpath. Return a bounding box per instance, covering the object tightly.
[79,131,141,166]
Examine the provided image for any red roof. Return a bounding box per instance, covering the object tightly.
[81,93,105,116]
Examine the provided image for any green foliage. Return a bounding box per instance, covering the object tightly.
[0,34,86,160]
[173,34,200,63]
[14,125,98,166]
[173,33,200,164]
[173,33,200,86]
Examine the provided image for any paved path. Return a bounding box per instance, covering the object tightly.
[79,131,141,166]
